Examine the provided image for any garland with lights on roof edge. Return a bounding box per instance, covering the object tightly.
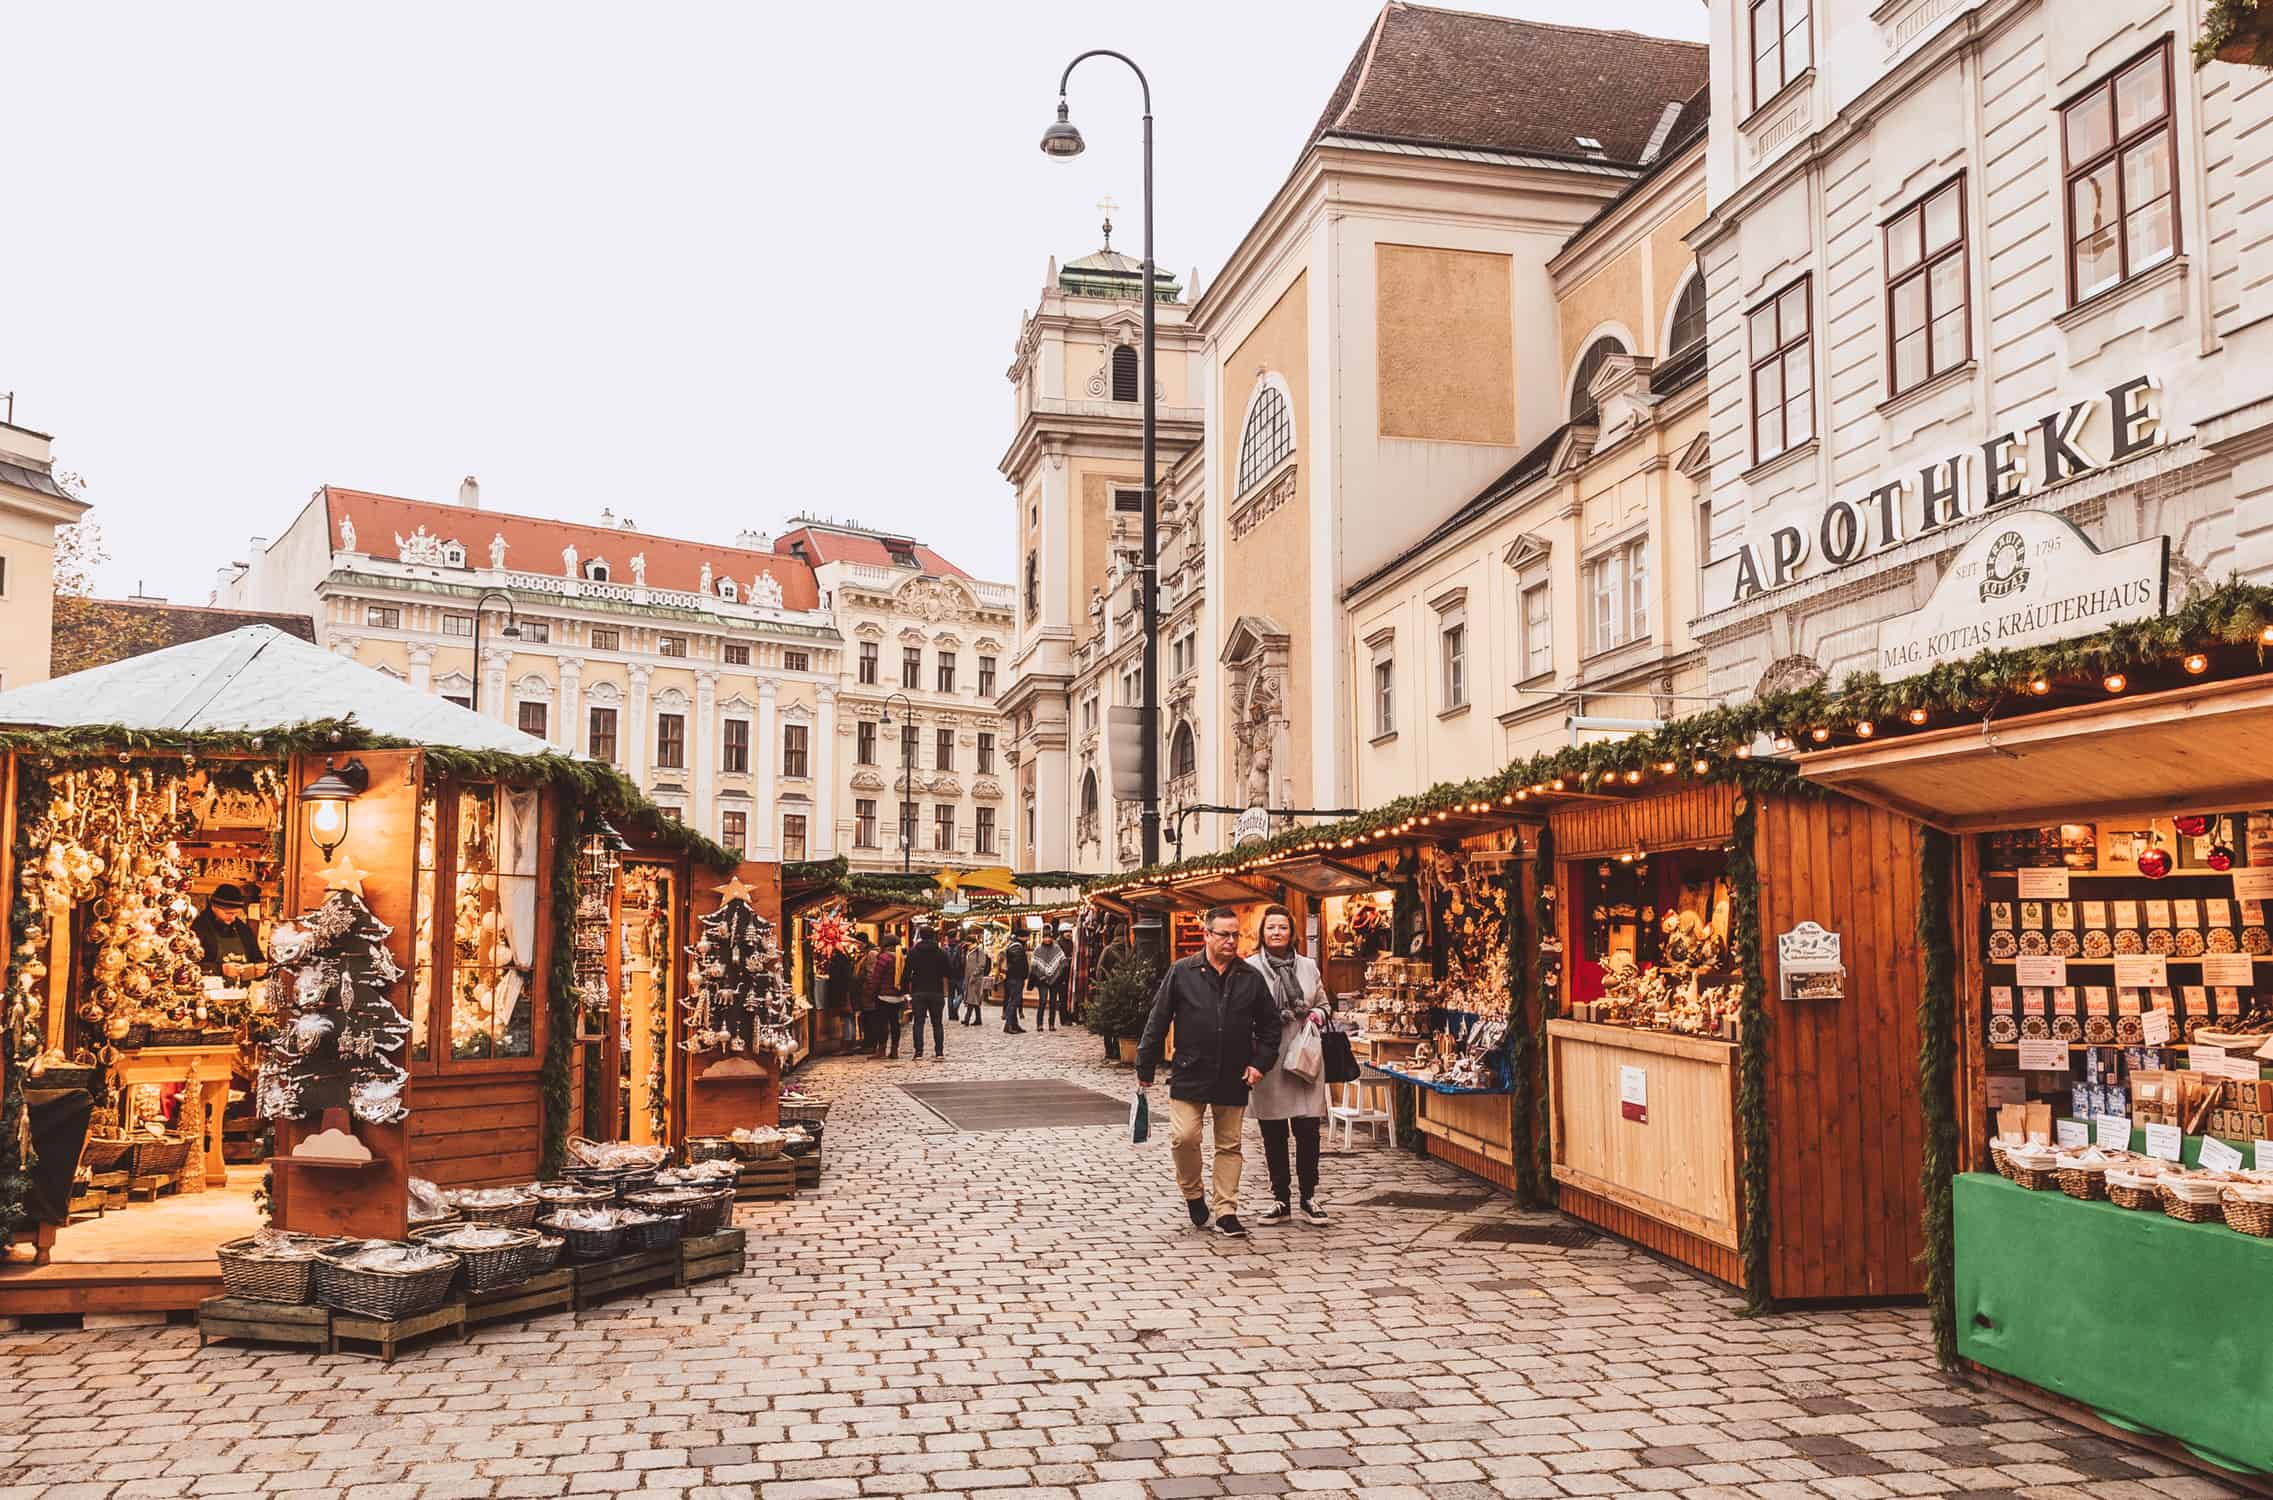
[1728,794,1773,1313]
[1916,824,1960,1368]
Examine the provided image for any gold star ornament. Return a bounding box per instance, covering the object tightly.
[316,852,370,896]
[712,875,755,909]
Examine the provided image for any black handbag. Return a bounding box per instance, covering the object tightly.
[1320,1028,1361,1085]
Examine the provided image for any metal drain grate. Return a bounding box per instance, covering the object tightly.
[1458,1221,1598,1248]
[898,1079,1130,1131]
[1363,1191,1493,1212]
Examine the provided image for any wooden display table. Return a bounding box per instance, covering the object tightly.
[114,1046,236,1187]
[197,1296,333,1353]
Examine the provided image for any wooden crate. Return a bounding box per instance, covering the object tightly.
[464,1268,573,1330]
[571,1247,680,1311]
[127,1173,176,1203]
[197,1295,333,1354]
[680,1229,746,1286]
[733,1157,797,1202]
[792,1149,821,1190]
[331,1301,466,1363]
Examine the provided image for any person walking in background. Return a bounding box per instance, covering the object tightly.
[871,933,908,1059]
[961,926,991,1026]
[1247,904,1331,1225]
[904,924,952,1060]
[851,934,885,1057]
[1001,932,1030,1034]
[1136,906,1280,1238]
[825,941,860,1052]
[1029,929,1069,1031]
[943,927,966,1024]
[1054,922,1081,1027]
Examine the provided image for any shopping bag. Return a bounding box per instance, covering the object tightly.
[1321,1027,1361,1085]
[1130,1088,1152,1145]
[1286,1021,1324,1084]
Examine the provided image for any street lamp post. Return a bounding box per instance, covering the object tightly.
[469,589,522,717]
[879,692,914,873]
[1043,50,1161,876]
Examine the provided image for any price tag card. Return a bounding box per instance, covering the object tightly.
[1987,1074,2029,1106]
[2016,956,2068,988]
[2023,987,2048,1016]
[2175,899,2203,929]
[2017,1038,2070,1071]
[2146,900,2174,930]
[2200,1136,2245,1173]
[2259,1140,2273,1170]
[2083,900,2109,929]
[2208,898,2234,928]
[2144,1122,2185,1161]
[2244,898,2268,926]
[2096,1114,2134,1150]
[2215,987,2244,1017]
[2141,1008,2174,1046]
[2201,953,2254,987]
[2055,1119,2091,1148]
[2218,1054,2265,1083]
[2114,900,2142,930]
[2018,867,2070,899]
[2232,868,2273,902]
[2190,1044,2226,1071]
[2183,984,2209,1015]
[2114,955,2168,988]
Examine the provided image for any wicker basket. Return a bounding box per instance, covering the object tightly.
[620,1212,681,1251]
[450,1190,540,1229]
[313,1245,463,1319]
[567,1166,658,1201]
[2107,1173,2164,1212]
[539,1214,626,1260]
[1988,1139,2016,1180]
[128,1135,194,1180]
[31,1062,102,1092]
[519,1234,565,1280]
[728,1129,786,1162]
[684,1137,740,1165]
[2056,1166,2111,1201]
[777,1097,830,1124]
[80,1137,135,1174]
[412,1225,543,1292]
[530,1182,614,1213]
[2007,1154,2061,1191]
[2222,1189,2273,1238]
[629,1188,729,1237]
[215,1236,343,1304]
[2158,1179,2227,1225]
[406,1210,461,1235]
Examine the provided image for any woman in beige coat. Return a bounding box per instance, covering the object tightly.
[1245,904,1330,1224]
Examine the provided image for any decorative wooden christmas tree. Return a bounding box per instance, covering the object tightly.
[682,878,804,1056]
[256,860,412,1127]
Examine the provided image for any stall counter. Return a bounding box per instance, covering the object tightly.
[1546,1018,1740,1263]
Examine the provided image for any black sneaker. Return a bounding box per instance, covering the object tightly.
[1300,1199,1329,1225]
[1186,1198,1210,1229]
[1214,1215,1248,1238]
[1259,1202,1293,1224]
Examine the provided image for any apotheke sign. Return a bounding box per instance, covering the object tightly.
[1725,374,2165,605]
[1873,511,2167,682]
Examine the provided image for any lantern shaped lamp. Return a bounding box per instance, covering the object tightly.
[300,757,370,860]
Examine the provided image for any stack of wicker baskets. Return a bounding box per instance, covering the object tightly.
[215,1234,346,1304]
[411,1224,548,1292]
[312,1242,463,1319]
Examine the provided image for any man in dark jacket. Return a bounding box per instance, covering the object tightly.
[1136,906,1280,1237]
[903,925,953,1060]
[1001,936,1030,1034]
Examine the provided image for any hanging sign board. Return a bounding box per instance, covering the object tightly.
[1872,511,2167,682]
[1776,921,1846,1001]
[1618,1065,1648,1124]
[1232,806,1271,848]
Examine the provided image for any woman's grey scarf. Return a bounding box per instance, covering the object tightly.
[1262,949,1304,1019]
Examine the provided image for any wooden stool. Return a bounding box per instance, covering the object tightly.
[1330,1075,1396,1149]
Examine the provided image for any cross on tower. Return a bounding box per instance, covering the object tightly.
[1097,194,1119,250]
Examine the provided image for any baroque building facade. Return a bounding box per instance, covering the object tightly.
[0,408,88,691]
[214,485,1011,871]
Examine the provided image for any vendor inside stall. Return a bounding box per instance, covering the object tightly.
[193,883,267,981]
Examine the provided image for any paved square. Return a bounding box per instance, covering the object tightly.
[0,1021,2241,1498]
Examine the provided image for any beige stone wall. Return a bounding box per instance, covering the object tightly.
[1557,248,1646,376]
[1648,195,1707,346]
[1375,245,1516,444]
[0,507,60,691]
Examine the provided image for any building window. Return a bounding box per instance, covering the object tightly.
[975,806,996,855]
[1585,538,1650,654]
[1372,650,1395,739]
[1170,722,1196,780]
[1112,485,1143,514]
[1111,344,1141,402]
[902,646,922,689]
[1025,800,1037,851]
[781,814,806,862]
[1568,336,1627,423]
[2064,41,2177,304]
[655,712,685,769]
[585,561,610,582]
[783,649,808,672]
[1522,583,1553,681]
[936,652,957,693]
[591,627,620,651]
[722,717,750,774]
[724,642,750,666]
[1121,664,1141,706]
[977,732,995,774]
[978,655,997,696]
[1024,552,1038,618]
[441,614,474,637]
[1749,0,1809,106]
[1668,271,1706,355]
[1235,381,1293,494]
[588,706,618,764]
[934,804,956,852]
[935,727,955,771]
[409,782,542,1065]
[858,640,878,684]
[1081,695,1098,735]
[783,723,809,779]
[855,799,878,848]
[898,721,919,769]
[515,701,548,738]
[857,720,878,765]
[1440,614,1467,710]
[898,800,918,852]
[721,810,747,855]
[1749,277,1813,463]
[658,634,688,659]
[444,695,472,710]
[518,619,549,644]
[366,605,400,628]
[1886,177,1969,395]
[1080,768,1099,820]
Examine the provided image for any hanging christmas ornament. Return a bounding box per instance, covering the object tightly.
[2174,814,2213,838]
[2136,836,2173,880]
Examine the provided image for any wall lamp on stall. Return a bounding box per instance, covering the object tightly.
[300,757,370,860]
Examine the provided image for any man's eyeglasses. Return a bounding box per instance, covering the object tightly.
[1205,928,1240,942]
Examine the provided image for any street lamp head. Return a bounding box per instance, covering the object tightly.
[500,624,521,639]
[1040,99,1085,159]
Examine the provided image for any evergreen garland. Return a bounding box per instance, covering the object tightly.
[1916,825,1960,1369]
[1531,823,1558,1203]
[1729,795,1774,1311]
[1501,843,1541,1205]
[539,809,581,1178]
[0,758,52,1238]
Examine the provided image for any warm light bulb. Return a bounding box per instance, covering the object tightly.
[310,800,346,843]
[1907,707,1930,725]
[2261,625,2273,646]
[1658,760,1676,774]
[1550,779,1565,792]
[2028,676,2051,695]
[1736,744,1754,759]
[1515,788,1529,800]
[2184,653,2209,675]
[1810,726,1831,743]
[1855,721,1875,738]
[1624,768,1642,784]
[2103,673,2127,693]
[1773,736,1794,752]
[1693,758,1709,774]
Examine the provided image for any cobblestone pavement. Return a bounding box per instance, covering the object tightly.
[0,1019,2240,1500]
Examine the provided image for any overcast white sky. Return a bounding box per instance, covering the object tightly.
[2,0,1705,600]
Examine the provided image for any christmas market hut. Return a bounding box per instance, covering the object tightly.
[0,625,758,1318]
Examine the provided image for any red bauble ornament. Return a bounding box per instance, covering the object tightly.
[2209,845,2236,872]
[2137,845,2173,879]
[2174,814,2212,838]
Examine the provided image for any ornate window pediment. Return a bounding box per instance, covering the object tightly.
[653,686,690,711]
[1503,533,1552,572]
[850,769,887,792]
[1219,613,1289,667]
[514,673,553,700]
[721,694,755,715]
[854,621,887,640]
[780,702,815,725]
[899,626,928,645]
[433,671,473,698]
[584,679,623,706]
[971,776,1004,800]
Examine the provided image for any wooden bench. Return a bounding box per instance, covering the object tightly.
[331,1301,466,1363]
[198,1296,333,1354]
[571,1248,680,1312]
[680,1229,746,1286]
[733,1158,797,1202]
[464,1267,573,1330]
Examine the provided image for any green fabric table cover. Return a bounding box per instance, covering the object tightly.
[1955,1172,2273,1476]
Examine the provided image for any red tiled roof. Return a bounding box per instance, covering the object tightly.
[1310,2,1708,167]
[322,488,821,611]
[772,524,971,580]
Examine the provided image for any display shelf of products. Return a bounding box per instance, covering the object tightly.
[1352,954,1512,1091]
[1366,1062,1512,1096]
[1574,850,1741,1040]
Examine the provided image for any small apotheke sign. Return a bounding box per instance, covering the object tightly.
[1232,806,1270,847]
[1618,1065,1648,1124]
